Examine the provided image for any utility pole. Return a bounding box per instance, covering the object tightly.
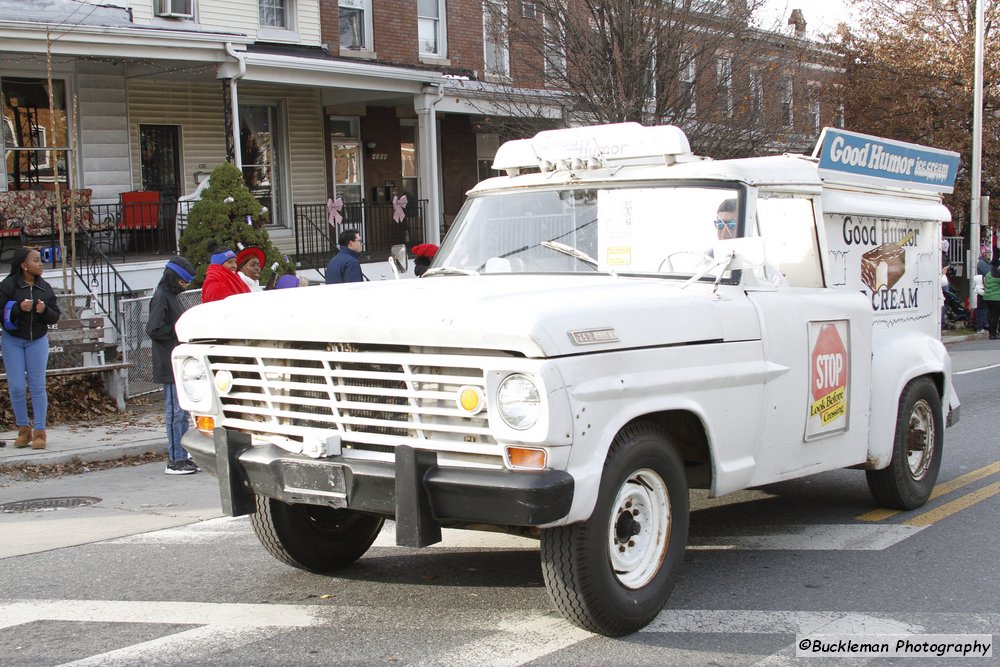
[969,0,986,300]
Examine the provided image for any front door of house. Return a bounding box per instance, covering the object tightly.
[139,125,180,199]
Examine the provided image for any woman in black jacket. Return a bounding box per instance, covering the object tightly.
[146,256,199,475]
[0,247,61,449]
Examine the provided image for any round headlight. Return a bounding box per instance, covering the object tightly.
[180,357,209,402]
[497,374,541,430]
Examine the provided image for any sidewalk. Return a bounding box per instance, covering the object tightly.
[0,420,166,467]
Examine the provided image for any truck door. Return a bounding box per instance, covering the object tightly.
[744,192,873,485]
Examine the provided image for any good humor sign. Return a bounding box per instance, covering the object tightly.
[815,128,960,194]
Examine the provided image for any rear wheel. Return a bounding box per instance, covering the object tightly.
[540,421,689,636]
[250,495,384,572]
[866,377,943,510]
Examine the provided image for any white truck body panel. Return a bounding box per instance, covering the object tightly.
[173,124,959,528]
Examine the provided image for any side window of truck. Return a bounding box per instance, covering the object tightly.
[755,194,824,288]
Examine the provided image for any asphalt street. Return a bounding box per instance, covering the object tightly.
[0,338,997,665]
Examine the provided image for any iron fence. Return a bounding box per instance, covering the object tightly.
[120,288,202,400]
[294,199,426,276]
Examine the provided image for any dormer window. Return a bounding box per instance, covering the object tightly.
[155,0,194,18]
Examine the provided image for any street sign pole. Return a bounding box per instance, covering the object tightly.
[969,0,986,299]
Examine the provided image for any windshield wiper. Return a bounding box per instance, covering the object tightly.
[422,266,479,277]
[541,240,598,268]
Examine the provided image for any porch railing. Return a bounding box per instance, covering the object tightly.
[294,199,427,276]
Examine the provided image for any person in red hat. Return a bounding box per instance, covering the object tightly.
[236,246,265,292]
[411,243,438,277]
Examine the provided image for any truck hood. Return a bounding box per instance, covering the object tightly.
[176,275,760,358]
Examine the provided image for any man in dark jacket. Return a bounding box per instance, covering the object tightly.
[324,229,366,284]
[146,256,198,475]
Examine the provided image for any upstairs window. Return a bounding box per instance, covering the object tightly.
[483,0,509,78]
[418,0,447,57]
[259,0,290,29]
[156,0,193,18]
[781,76,793,128]
[679,51,696,116]
[808,83,820,134]
[749,68,763,123]
[543,12,566,83]
[340,0,372,51]
[717,55,732,117]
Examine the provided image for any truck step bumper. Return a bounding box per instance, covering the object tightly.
[182,429,575,545]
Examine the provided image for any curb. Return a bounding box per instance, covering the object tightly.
[942,332,988,346]
[0,437,165,468]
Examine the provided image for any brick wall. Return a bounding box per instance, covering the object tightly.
[319,0,339,50]
[361,107,403,201]
[440,114,477,221]
[372,0,419,63]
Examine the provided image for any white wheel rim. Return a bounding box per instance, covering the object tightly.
[906,398,935,480]
[607,467,671,589]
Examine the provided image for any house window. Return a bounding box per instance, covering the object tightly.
[521,1,535,19]
[340,0,372,51]
[401,122,419,206]
[418,0,446,57]
[543,12,566,83]
[156,0,194,18]
[1,77,69,191]
[679,51,696,116]
[750,68,763,123]
[781,76,793,128]
[483,0,509,78]
[717,55,732,117]
[808,84,820,134]
[240,103,285,226]
[834,101,844,128]
[259,0,290,29]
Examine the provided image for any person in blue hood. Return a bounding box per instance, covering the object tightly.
[146,256,199,475]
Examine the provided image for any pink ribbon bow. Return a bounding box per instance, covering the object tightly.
[327,197,343,226]
[392,195,408,223]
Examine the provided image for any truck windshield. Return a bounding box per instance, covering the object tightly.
[433,184,741,275]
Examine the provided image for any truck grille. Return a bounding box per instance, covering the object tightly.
[204,342,497,453]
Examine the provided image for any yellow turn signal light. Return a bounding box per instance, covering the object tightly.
[195,415,216,435]
[507,446,547,470]
[456,386,485,415]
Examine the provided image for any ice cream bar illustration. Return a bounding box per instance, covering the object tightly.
[861,231,915,292]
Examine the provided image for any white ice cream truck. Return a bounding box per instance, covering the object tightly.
[172,124,961,636]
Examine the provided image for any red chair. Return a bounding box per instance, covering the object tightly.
[120,190,160,230]
[119,190,161,254]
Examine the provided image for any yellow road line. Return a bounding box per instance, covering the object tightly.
[856,460,1000,522]
[905,480,1000,527]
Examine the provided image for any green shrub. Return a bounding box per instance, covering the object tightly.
[178,163,294,286]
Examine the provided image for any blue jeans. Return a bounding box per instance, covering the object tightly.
[164,383,190,462]
[1,331,49,430]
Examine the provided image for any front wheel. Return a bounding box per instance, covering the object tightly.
[540,421,689,636]
[866,377,943,510]
[250,495,385,573]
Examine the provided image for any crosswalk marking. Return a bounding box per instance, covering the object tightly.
[2,599,994,667]
[113,516,922,551]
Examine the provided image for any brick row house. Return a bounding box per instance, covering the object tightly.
[0,0,842,286]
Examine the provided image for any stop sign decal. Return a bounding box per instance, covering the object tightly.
[808,321,849,437]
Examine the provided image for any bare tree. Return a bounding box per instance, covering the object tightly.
[476,0,836,158]
[835,0,1000,228]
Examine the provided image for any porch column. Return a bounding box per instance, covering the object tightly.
[415,88,441,245]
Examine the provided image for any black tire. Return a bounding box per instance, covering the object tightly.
[866,377,943,510]
[540,421,689,637]
[250,495,385,573]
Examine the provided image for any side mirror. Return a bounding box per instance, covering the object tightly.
[389,244,408,279]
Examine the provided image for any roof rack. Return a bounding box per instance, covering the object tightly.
[492,122,695,176]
